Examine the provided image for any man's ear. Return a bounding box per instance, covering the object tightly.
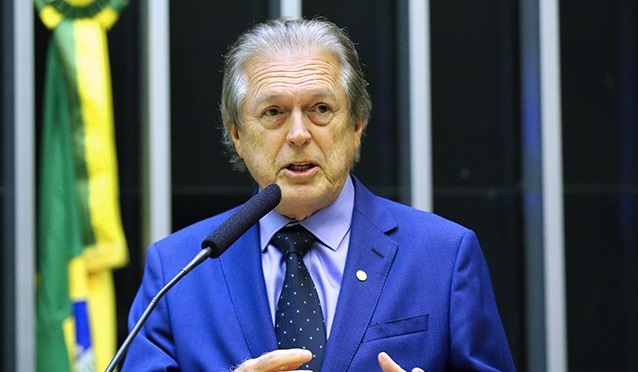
[353,119,366,149]
[229,124,243,156]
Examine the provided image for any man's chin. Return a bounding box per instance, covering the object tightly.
[276,192,328,220]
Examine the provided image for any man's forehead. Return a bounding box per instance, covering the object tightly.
[243,51,345,102]
[244,48,342,75]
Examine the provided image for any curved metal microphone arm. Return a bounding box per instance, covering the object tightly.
[104,247,211,372]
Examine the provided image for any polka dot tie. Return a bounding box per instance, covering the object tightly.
[272,225,326,371]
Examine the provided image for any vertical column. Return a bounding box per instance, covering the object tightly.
[539,0,567,370]
[521,0,567,370]
[280,0,302,18]
[143,0,172,245]
[408,0,432,211]
[2,0,35,370]
[520,0,546,369]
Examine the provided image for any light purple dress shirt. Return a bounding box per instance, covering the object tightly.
[259,176,354,338]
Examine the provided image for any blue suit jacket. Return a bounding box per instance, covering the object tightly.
[122,177,515,371]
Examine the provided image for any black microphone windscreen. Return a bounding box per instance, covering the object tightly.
[201,184,281,258]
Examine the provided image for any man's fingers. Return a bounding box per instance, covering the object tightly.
[235,349,313,372]
[258,349,313,370]
[378,352,406,372]
[378,352,425,372]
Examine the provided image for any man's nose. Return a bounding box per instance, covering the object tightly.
[286,110,312,145]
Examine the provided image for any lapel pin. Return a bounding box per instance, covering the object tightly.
[356,270,367,282]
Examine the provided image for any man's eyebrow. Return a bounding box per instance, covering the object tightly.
[252,94,282,106]
[253,91,339,106]
[309,91,339,100]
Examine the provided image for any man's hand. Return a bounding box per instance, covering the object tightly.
[233,349,313,372]
[378,352,425,372]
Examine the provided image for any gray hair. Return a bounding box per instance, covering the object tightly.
[220,18,372,170]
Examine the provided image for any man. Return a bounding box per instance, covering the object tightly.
[122,18,515,371]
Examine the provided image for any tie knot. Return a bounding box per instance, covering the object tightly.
[271,225,316,257]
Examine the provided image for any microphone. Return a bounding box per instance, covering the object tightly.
[201,183,282,257]
[105,184,281,372]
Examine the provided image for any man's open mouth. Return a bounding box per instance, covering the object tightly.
[286,163,315,172]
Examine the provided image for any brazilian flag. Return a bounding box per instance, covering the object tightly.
[35,0,129,371]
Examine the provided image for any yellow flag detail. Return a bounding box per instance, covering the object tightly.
[73,19,128,370]
[73,20,128,272]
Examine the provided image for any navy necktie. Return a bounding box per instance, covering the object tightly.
[272,225,326,371]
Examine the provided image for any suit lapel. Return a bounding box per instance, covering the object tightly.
[219,225,278,357]
[322,177,398,371]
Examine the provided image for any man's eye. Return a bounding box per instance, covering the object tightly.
[315,104,330,114]
[308,104,333,125]
[259,107,285,128]
[264,108,280,116]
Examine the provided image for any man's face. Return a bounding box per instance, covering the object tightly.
[230,49,364,220]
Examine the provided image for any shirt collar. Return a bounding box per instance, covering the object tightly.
[259,175,355,252]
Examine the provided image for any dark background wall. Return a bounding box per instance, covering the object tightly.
[560,0,638,370]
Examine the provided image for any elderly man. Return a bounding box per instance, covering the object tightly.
[122,18,515,371]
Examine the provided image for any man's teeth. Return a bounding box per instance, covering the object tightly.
[288,164,313,171]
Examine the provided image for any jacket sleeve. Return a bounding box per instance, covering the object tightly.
[121,243,180,371]
[448,230,516,371]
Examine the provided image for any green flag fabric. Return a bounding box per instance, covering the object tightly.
[37,30,85,370]
[35,1,129,370]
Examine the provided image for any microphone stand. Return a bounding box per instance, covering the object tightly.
[104,247,212,372]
